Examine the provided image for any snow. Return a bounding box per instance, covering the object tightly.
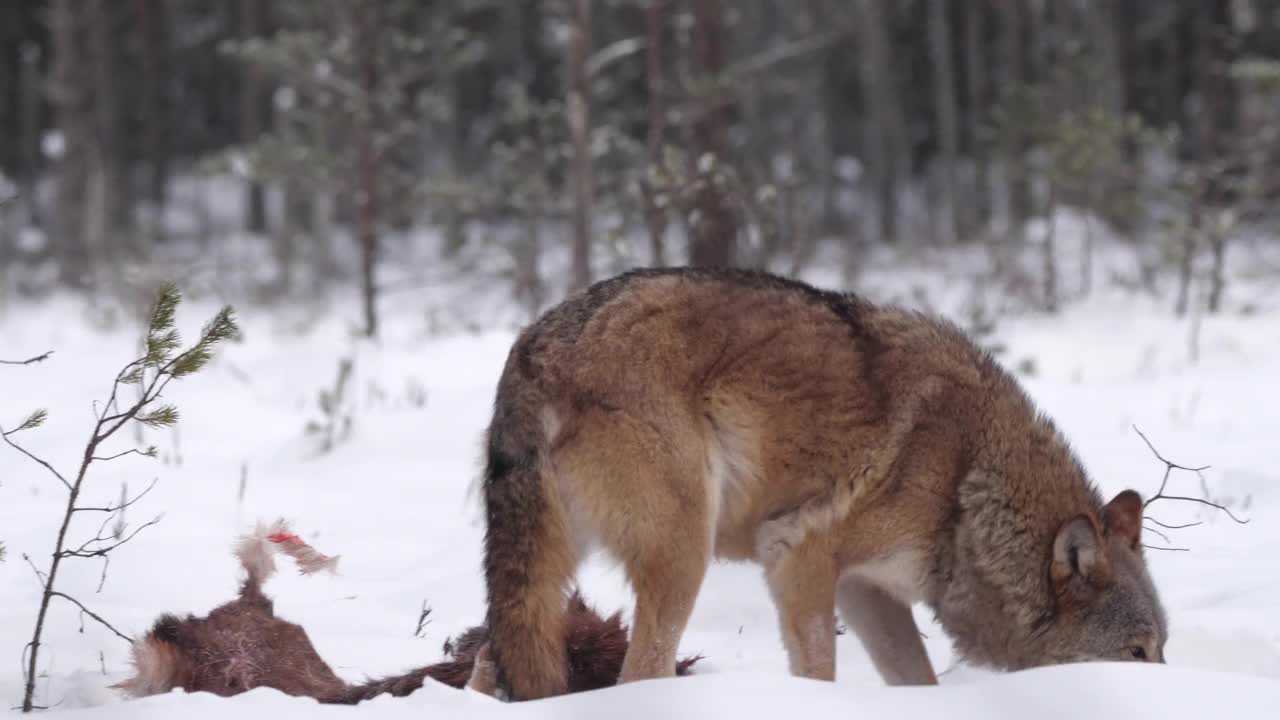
[3,241,1280,718]
[23,665,1280,720]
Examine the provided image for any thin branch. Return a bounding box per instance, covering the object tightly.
[97,372,177,441]
[667,24,857,118]
[90,448,153,462]
[95,358,144,426]
[1132,424,1250,523]
[1143,544,1190,552]
[21,554,48,586]
[0,430,71,491]
[61,516,163,559]
[1142,524,1173,545]
[96,556,111,594]
[1132,425,1211,474]
[73,477,159,513]
[48,592,132,644]
[587,36,646,78]
[1145,494,1250,525]
[1143,516,1204,531]
[0,351,53,366]
[20,642,33,686]
[722,25,853,83]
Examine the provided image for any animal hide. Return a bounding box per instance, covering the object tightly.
[114,520,701,704]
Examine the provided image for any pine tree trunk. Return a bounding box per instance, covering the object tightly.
[567,0,594,291]
[89,0,131,249]
[929,0,960,245]
[280,108,316,284]
[1174,199,1199,317]
[854,0,908,245]
[136,0,171,220]
[1083,0,1124,117]
[1190,0,1236,317]
[239,0,268,234]
[994,0,1030,228]
[687,0,736,267]
[1160,8,1184,127]
[49,0,91,288]
[1113,0,1139,164]
[643,0,669,267]
[17,43,42,230]
[1042,181,1059,314]
[353,4,379,338]
[1207,219,1227,314]
[963,0,990,236]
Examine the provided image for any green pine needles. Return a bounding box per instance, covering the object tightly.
[1,282,238,713]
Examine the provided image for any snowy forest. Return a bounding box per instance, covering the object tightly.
[2,0,1279,324]
[2,1,1279,719]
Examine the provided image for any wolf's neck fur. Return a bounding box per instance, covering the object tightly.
[931,368,1106,670]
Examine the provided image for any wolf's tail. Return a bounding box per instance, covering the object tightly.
[480,388,575,701]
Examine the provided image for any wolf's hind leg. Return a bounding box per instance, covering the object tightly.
[552,408,711,684]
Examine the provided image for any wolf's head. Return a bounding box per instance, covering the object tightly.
[939,486,1169,672]
[1026,489,1169,665]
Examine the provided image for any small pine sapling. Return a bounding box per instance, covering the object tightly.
[0,283,238,713]
[304,355,355,454]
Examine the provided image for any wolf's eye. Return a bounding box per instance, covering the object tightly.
[1129,646,1147,660]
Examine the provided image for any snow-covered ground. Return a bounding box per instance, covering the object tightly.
[2,244,1279,718]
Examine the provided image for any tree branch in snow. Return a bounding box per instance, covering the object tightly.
[0,351,53,366]
[1132,425,1250,553]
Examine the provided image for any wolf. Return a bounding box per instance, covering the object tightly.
[477,267,1167,701]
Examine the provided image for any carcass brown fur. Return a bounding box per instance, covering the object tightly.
[114,522,701,704]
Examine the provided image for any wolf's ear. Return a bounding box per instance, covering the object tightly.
[1103,489,1144,550]
[1050,515,1110,598]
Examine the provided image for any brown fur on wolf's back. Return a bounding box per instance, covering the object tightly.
[481,267,1167,701]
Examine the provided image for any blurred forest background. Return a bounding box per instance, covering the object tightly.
[3,0,1280,337]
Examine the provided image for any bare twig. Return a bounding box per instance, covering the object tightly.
[48,592,132,644]
[414,600,433,638]
[1132,425,1251,554]
[0,430,70,491]
[1142,524,1174,545]
[1148,492,1250,524]
[73,477,159,514]
[587,36,646,78]
[721,24,854,85]
[1143,516,1203,530]
[1131,425,1206,470]
[1143,544,1190,552]
[96,556,111,594]
[20,642,33,685]
[21,554,47,586]
[90,448,156,463]
[63,516,163,559]
[0,351,53,366]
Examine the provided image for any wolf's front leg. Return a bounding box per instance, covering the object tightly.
[762,536,838,681]
[836,576,937,685]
